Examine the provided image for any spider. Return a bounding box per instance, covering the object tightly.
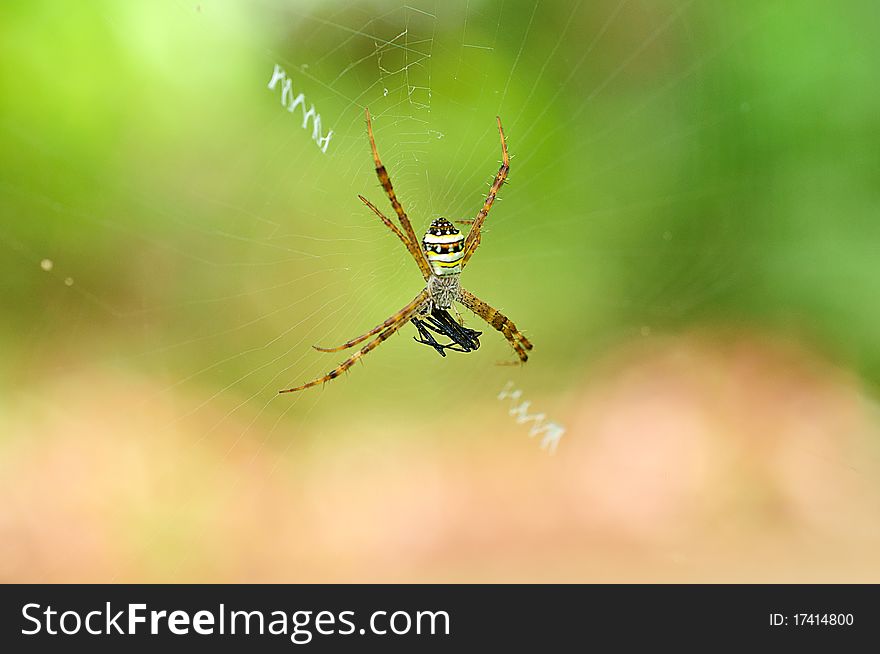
[279,108,533,393]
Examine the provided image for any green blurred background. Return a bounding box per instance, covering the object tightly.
[2,0,880,582]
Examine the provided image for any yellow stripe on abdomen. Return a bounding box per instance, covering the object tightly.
[423,216,465,276]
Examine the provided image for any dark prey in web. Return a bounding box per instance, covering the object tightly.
[411,307,482,357]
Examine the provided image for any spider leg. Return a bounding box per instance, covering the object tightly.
[461,116,510,268]
[313,289,429,352]
[358,195,432,280]
[458,288,532,362]
[279,299,427,393]
[364,108,430,275]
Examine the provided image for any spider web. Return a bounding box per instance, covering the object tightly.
[3,0,880,582]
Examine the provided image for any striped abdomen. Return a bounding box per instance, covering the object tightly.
[423,217,464,276]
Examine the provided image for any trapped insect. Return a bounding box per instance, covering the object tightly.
[279,108,533,393]
[411,307,482,357]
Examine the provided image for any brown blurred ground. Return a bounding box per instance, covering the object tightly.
[2,331,880,583]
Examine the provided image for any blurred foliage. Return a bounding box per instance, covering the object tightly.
[1,0,879,417]
[4,0,880,585]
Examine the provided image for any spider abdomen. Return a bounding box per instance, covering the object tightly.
[423,217,464,276]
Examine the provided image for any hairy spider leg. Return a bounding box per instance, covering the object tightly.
[458,288,532,363]
[358,195,430,280]
[461,116,510,268]
[312,290,430,353]
[364,108,432,279]
[279,298,429,393]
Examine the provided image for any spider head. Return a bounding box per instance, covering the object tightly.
[423,217,464,276]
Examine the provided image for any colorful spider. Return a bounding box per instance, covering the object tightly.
[279,108,533,393]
